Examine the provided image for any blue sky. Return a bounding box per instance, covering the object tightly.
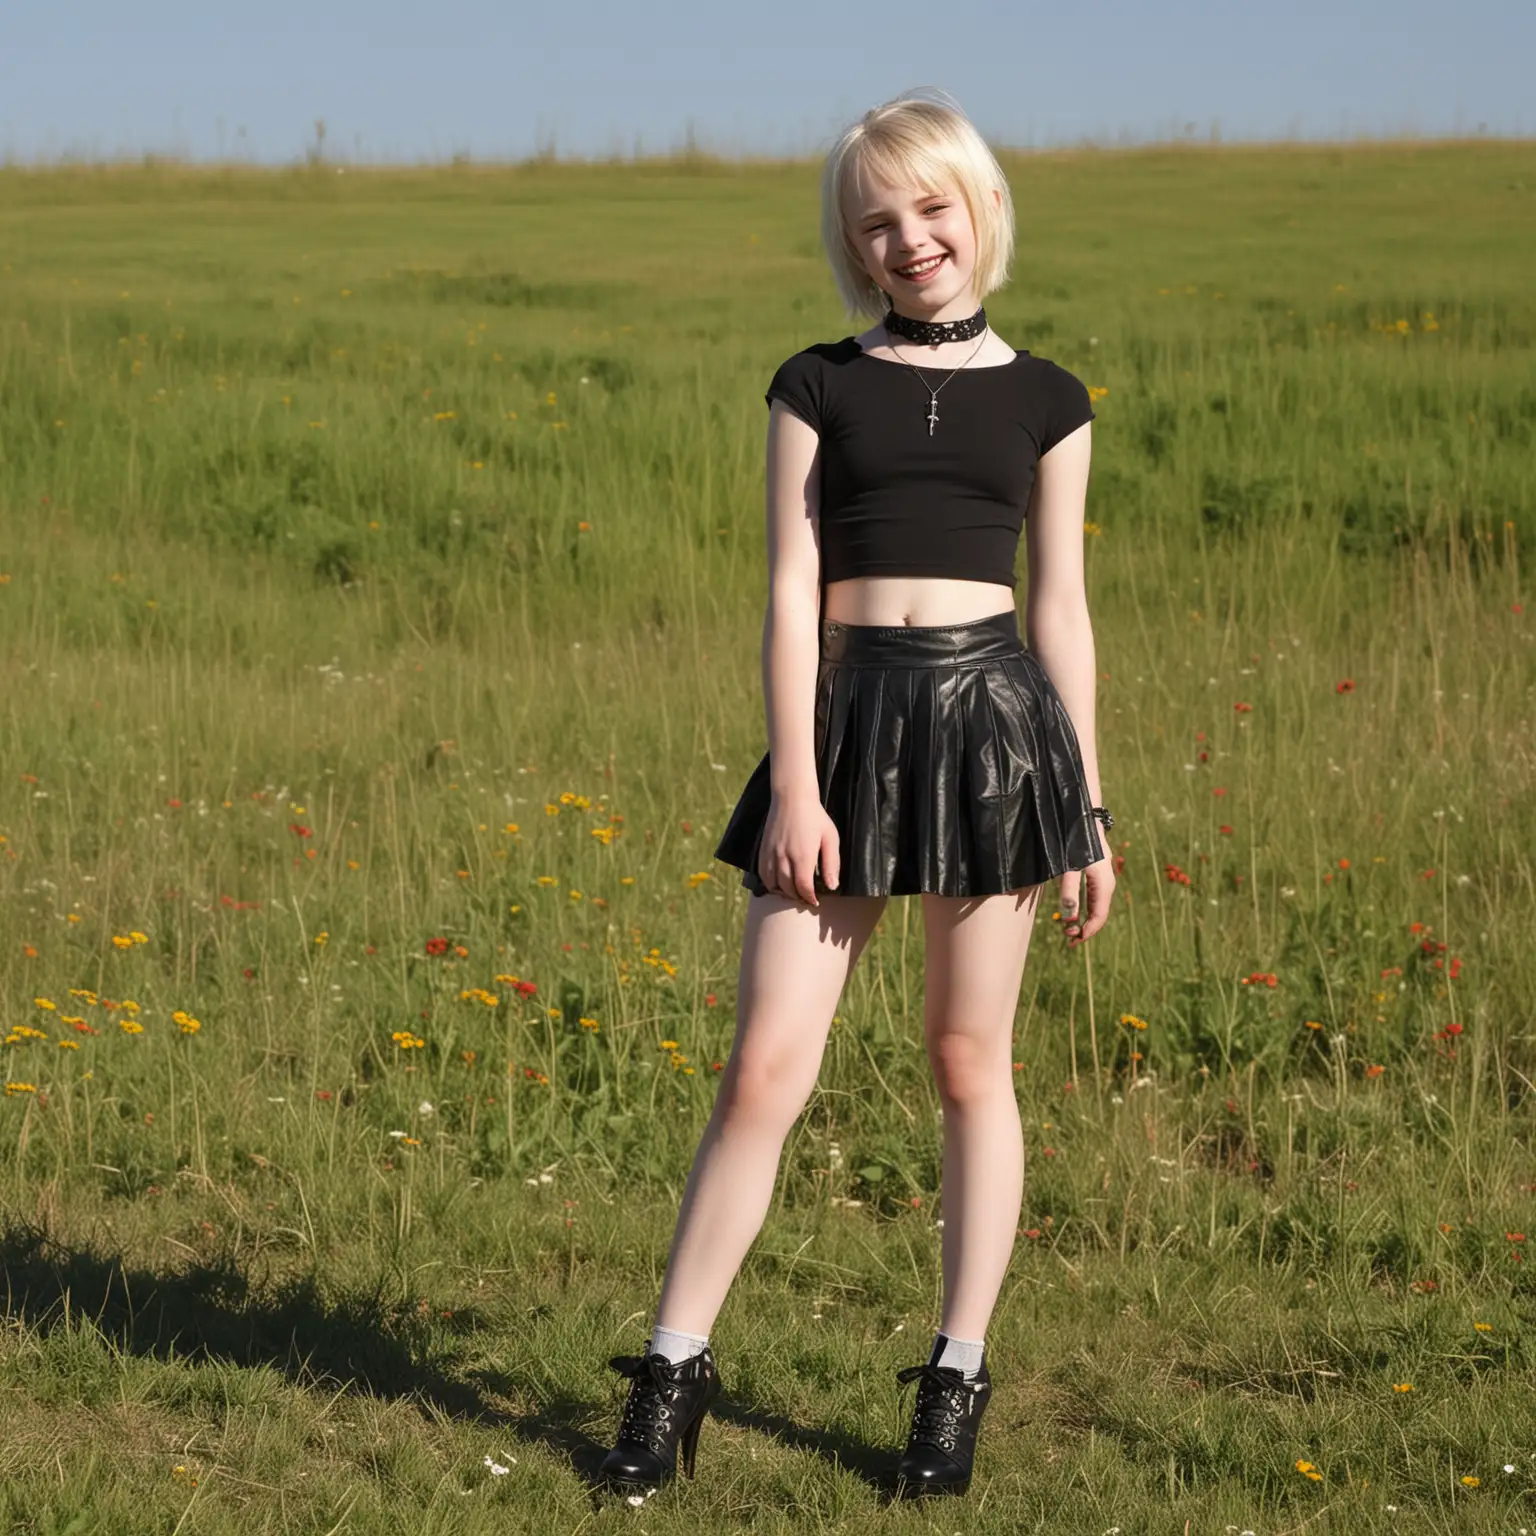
[3,0,1530,165]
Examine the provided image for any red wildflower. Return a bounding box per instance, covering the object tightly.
[425,936,449,956]
[1335,679,1355,693]
[289,822,312,838]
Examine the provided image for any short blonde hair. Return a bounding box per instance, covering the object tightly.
[819,87,1016,323]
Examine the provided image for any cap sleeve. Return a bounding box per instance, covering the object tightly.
[765,350,823,434]
[1039,362,1095,456]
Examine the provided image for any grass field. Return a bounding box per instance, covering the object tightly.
[1,139,1533,1533]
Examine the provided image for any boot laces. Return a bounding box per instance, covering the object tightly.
[609,1353,684,1450]
[895,1362,979,1453]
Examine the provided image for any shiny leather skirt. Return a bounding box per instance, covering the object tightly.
[713,609,1105,899]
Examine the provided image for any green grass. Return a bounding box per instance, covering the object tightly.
[0,140,1533,1532]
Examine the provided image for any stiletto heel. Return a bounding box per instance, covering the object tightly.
[599,1342,721,1489]
[679,1404,706,1479]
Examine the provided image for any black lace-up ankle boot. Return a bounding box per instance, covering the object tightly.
[892,1355,993,1497]
[599,1343,721,1488]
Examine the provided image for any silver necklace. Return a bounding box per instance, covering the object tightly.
[886,325,990,436]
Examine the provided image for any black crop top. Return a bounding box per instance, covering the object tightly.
[764,336,1095,589]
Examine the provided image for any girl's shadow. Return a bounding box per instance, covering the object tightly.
[511,1387,898,1500]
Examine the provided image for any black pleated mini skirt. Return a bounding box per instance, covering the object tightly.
[713,608,1105,899]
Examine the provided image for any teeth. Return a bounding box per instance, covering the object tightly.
[897,256,944,276]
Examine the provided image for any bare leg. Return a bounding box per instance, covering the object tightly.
[653,890,888,1335]
[920,884,1044,1341]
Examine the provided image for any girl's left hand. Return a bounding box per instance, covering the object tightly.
[1058,858,1115,947]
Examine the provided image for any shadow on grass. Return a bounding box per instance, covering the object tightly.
[0,1220,899,1498]
[0,1217,514,1425]
[504,1393,899,1500]
[712,1398,899,1498]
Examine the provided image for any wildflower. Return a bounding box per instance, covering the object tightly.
[1119,1013,1148,1030]
[659,1039,679,1051]
[5,1082,38,1096]
[173,1010,201,1035]
[425,936,450,956]
[392,1030,425,1050]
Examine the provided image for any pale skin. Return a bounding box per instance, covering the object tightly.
[652,165,1114,1346]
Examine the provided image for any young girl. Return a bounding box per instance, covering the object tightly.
[600,86,1115,1500]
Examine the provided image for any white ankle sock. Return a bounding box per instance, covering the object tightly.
[929,1331,985,1379]
[650,1325,710,1365]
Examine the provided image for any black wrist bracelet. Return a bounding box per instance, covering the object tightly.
[1090,805,1115,832]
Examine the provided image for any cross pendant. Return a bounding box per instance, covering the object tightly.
[926,396,939,436]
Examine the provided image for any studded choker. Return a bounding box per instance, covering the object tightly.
[883,303,988,345]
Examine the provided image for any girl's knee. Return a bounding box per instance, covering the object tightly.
[927,1028,1008,1108]
[716,1044,815,1128]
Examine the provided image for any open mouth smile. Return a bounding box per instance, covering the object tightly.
[893,254,947,281]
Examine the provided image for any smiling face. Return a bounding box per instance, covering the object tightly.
[844,168,984,323]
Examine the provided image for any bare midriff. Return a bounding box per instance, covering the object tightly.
[821,576,1015,628]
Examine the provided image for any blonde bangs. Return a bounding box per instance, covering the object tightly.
[819,90,1015,324]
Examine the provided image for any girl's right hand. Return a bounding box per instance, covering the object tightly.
[758,789,840,906]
